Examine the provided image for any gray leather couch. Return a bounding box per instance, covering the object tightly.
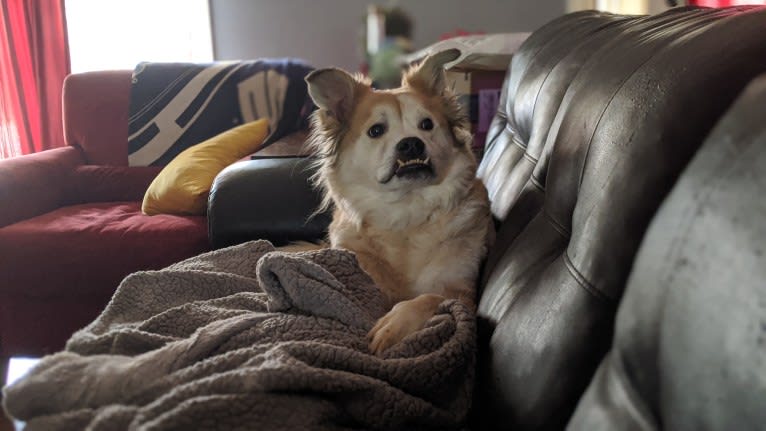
[209,6,766,430]
[568,72,766,431]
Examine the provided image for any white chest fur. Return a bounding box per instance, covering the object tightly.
[330,183,491,304]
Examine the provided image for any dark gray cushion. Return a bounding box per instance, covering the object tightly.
[568,74,766,431]
[474,6,766,429]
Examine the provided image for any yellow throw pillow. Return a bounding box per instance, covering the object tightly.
[142,119,269,216]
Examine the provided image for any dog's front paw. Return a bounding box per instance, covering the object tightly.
[367,294,442,355]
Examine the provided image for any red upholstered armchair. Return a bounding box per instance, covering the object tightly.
[0,71,210,371]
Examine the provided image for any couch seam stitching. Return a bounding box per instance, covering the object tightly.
[563,251,616,303]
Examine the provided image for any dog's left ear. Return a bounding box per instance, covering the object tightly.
[305,68,361,122]
[403,48,460,96]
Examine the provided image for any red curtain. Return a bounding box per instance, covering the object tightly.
[0,0,70,158]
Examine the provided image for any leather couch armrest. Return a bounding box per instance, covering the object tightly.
[0,146,84,227]
[208,157,331,249]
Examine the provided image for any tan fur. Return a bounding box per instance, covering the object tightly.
[304,49,494,354]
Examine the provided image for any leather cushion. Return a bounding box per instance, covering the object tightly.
[568,74,766,431]
[473,6,766,430]
[208,157,331,249]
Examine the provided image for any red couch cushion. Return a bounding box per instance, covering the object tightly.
[66,165,162,204]
[63,70,132,166]
[0,202,209,298]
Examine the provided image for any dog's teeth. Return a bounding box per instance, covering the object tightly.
[397,158,430,169]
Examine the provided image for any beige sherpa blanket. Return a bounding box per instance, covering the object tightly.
[2,241,476,430]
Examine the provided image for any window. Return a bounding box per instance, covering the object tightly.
[65,0,213,73]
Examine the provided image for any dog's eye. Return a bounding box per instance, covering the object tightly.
[419,118,434,131]
[367,123,386,138]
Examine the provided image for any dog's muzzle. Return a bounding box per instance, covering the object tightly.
[394,137,433,179]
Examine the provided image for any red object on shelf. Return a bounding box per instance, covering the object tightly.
[439,29,485,41]
[687,0,766,6]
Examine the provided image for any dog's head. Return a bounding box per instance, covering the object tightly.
[306,49,477,229]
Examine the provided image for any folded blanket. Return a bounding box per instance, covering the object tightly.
[128,60,315,166]
[3,241,476,430]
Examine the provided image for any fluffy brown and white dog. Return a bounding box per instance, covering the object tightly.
[303,49,494,354]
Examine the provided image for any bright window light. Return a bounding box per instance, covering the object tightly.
[65,0,213,73]
[567,0,649,13]
[6,357,39,386]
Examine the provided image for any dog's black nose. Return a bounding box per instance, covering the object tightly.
[395,137,426,159]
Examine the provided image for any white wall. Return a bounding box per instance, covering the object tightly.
[209,0,565,71]
[648,0,672,13]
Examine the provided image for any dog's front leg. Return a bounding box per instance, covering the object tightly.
[367,280,476,354]
[368,293,444,355]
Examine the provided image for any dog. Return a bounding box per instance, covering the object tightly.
[303,48,494,354]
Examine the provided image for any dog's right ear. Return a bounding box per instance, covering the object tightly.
[306,68,360,122]
[402,48,460,97]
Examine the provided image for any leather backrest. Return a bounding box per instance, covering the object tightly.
[63,70,132,165]
[569,73,766,431]
[473,6,766,429]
